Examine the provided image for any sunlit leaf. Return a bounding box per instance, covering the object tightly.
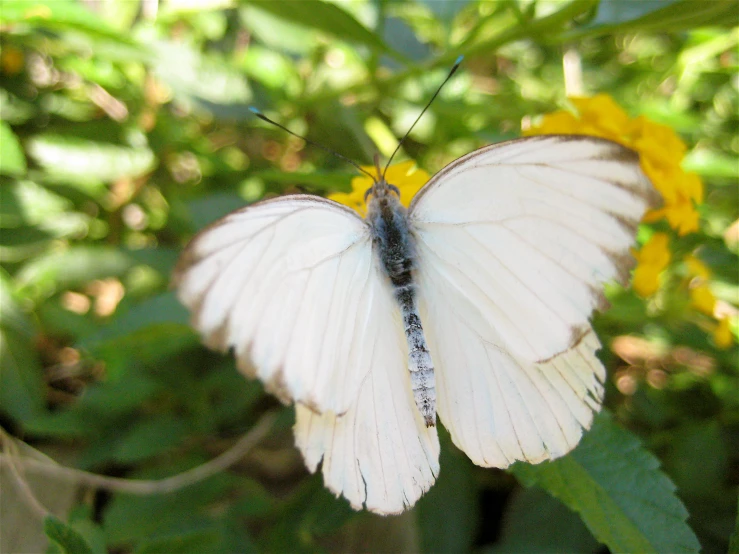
[0,0,133,44]
[27,134,156,194]
[16,246,133,297]
[0,121,27,176]
[148,37,252,117]
[683,148,739,180]
[246,0,404,61]
[252,170,353,192]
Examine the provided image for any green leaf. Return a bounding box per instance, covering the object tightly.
[0,181,90,251]
[0,89,37,125]
[184,193,248,231]
[683,148,739,179]
[729,494,739,554]
[77,368,161,415]
[0,326,46,422]
[16,246,133,297]
[252,170,353,193]
[0,0,118,38]
[44,515,94,554]
[113,416,190,463]
[26,134,156,192]
[511,411,701,554]
[489,487,600,553]
[64,505,107,554]
[147,38,253,116]
[23,409,91,439]
[246,0,404,61]
[0,270,45,422]
[80,292,191,351]
[418,0,471,22]
[0,180,71,227]
[588,0,681,26]
[417,430,478,554]
[103,468,232,545]
[571,0,739,38]
[0,121,27,176]
[133,528,223,554]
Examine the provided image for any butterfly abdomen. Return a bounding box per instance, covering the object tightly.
[367,191,436,427]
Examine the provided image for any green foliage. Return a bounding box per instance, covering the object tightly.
[1,0,737,553]
[512,411,700,553]
[44,514,94,554]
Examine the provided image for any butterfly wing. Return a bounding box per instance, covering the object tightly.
[174,195,383,415]
[409,135,653,466]
[294,273,440,515]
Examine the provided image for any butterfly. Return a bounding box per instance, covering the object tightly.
[173,130,654,515]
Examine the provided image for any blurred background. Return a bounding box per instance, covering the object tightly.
[0,0,737,552]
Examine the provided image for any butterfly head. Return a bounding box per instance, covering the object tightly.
[363,153,401,205]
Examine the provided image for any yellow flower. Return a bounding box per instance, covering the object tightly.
[713,316,735,349]
[685,255,717,315]
[690,283,716,316]
[642,164,702,236]
[628,116,687,168]
[526,95,704,236]
[328,160,430,216]
[524,111,580,136]
[631,233,671,297]
[684,255,711,280]
[645,200,701,237]
[570,94,632,142]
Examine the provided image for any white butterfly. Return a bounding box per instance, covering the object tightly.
[173,135,653,515]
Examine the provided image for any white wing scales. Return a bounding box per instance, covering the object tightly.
[176,194,440,513]
[294,272,440,514]
[411,135,652,466]
[174,134,654,513]
[174,196,378,415]
[419,263,604,466]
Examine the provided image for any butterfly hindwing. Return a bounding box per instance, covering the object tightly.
[294,272,440,514]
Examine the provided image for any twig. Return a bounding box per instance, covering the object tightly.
[2,425,50,519]
[0,412,277,496]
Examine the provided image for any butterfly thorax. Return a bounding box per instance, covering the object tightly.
[366,180,437,427]
[366,184,414,288]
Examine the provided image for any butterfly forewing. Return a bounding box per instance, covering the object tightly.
[409,135,652,466]
[174,196,386,415]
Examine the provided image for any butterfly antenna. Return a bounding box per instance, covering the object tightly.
[249,107,377,183]
[383,55,464,180]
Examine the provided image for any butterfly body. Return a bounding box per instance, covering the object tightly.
[366,178,436,427]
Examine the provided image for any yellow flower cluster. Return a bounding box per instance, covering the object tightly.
[524,94,703,237]
[328,160,430,216]
[684,256,734,349]
[527,94,731,348]
[631,233,671,297]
